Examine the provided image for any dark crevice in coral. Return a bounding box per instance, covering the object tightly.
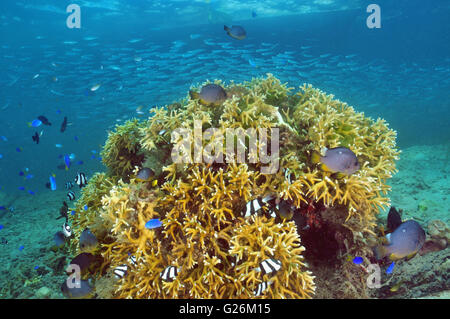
[296,221,341,266]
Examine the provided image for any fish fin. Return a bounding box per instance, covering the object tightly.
[333,172,347,180]
[189,90,199,100]
[390,280,404,292]
[152,179,158,187]
[320,163,332,172]
[373,245,387,260]
[405,252,417,261]
[224,25,230,32]
[385,233,392,244]
[311,151,321,164]
[388,253,400,261]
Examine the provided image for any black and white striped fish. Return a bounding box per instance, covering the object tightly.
[74,172,87,188]
[243,195,276,218]
[128,255,137,267]
[65,181,74,189]
[62,222,72,237]
[254,281,270,297]
[257,258,282,275]
[67,191,75,201]
[114,264,128,279]
[160,266,180,282]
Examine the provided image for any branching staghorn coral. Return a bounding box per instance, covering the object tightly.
[68,74,399,298]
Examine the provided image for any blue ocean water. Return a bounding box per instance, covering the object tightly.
[0,0,449,195]
[0,0,449,299]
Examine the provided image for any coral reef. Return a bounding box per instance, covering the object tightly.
[68,74,399,298]
[101,119,147,179]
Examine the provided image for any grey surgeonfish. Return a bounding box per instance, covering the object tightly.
[311,147,360,176]
[224,25,247,40]
[189,84,227,106]
[79,228,98,253]
[373,220,426,261]
[61,279,94,299]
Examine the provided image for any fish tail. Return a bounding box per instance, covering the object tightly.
[189,90,199,100]
[311,151,321,164]
[373,245,387,260]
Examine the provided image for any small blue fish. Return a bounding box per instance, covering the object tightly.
[25,174,34,180]
[28,190,35,195]
[0,154,3,159]
[19,171,24,176]
[19,245,24,251]
[0,225,4,230]
[145,219,162,229]
[64,155,71,170]
[0,206,6,210]
[352,257,364,265]
[31,119,42,127]
[74,136,79,141]
[386,262,395,274]
[49,176,57,191]
[55,144,63,148]
[18,186,25,191]
[34,265,39,270]
[77,161,84,165]
[71,210,76,216]
[91,155,96,160]
[16,147,22,152]
[84,205,88,211]
[0,136,7,142]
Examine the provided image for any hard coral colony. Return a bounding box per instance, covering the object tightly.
[68,74,399,299]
